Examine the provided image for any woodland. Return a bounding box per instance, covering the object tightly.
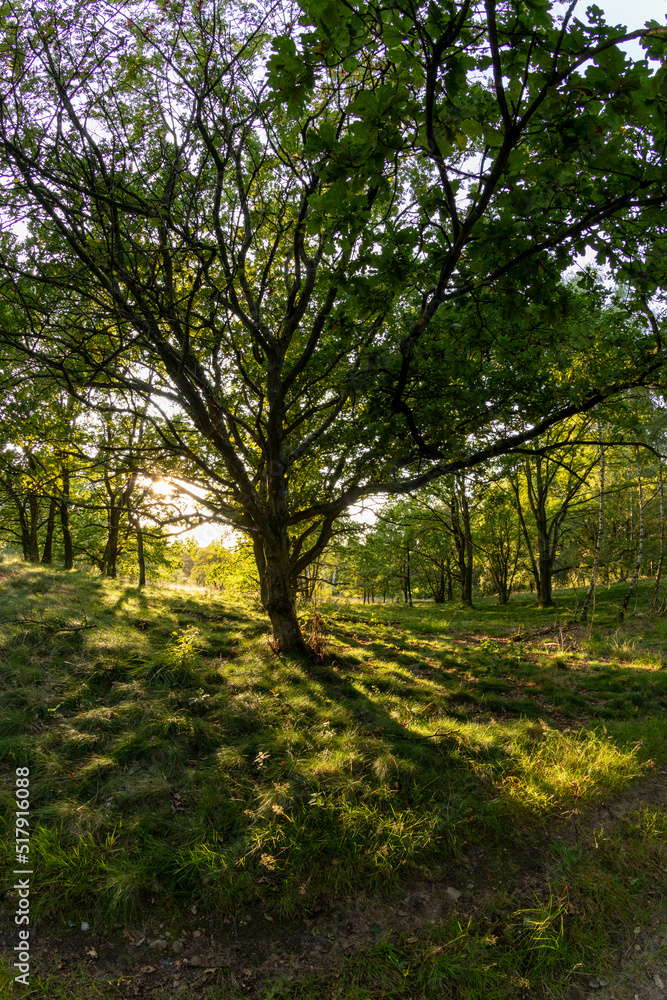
[0,0,666,650]
[0,2,666,999]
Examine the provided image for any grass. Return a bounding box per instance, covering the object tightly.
[0,558,665,997]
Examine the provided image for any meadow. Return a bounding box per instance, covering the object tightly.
[0,557,665,998]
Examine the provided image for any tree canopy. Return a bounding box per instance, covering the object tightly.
[0,0,666,650]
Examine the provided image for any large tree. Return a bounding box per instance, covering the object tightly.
[0,0,666,651]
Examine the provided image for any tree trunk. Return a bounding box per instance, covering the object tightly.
[60,465,74,570]
[537,549,553,607]
[452,484,473,607]
[405,545,413,607]
[260,538,308,655]
[581,422,605,622]
[102,509,121,578]
[621,445,644,617]
[512,474,541,595]
[10,490,31,561]
[433,564,446,603]
[41,496,57,564]
[26,491,40,563]
[652,458,664,612]
[532,457,554,608]
[460,482,474,606]
[136,521,146,588]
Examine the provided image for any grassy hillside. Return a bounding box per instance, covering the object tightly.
[0,557,665,998]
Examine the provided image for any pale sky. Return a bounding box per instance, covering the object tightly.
[598,0,666,57]
[599,0,665,28]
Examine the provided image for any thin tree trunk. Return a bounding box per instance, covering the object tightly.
[512,474,541,595]
[581,422,605,622]
[459,481,473,606]
[27,492,40,562]
[41,496,58,564]
[651,458,664,612]
[621,445,644,617]
[8,486,31,561]
[135,520,146,588]
[60,465,73,570]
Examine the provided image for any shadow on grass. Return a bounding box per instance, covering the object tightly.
[0,569,664,929]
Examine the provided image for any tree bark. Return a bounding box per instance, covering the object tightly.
[452,478,474,606]
[460,481,474,606]
[652,457,664,612]
[621,444,644,617]
[512,474,541,594]
[260,535,308,655]
[581,422,605,622]
[27,491,40,563]
[404,544,413,607]
[41,496,57,564]
[529,456,554,607]
[60,464,73,570]
[135,520,146,588]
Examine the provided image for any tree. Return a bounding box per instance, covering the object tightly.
[476,482,522,605]
[510,420,600,606]
[0,1,666,651]
[580,420,605,621]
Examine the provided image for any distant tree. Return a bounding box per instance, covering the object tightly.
[476,483,522,605]
[510,420,600,607]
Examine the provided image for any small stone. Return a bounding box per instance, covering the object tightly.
[589,980,600,989]
[445,887,461,901]
[655,974,665,990]
[192,930,202,939]
[634,944,641,952]
[467,883,474,890]
[81,922,90,932]
[189,955,205,967]
[172,940,184,954]
[149,939,167,951]
[598,977,609,988]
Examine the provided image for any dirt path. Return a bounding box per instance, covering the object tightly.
[2,777,665,998]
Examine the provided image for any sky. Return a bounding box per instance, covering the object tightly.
[598,0,667,57]
[599,0,665,29]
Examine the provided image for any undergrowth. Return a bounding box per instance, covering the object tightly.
[0,560,665,998]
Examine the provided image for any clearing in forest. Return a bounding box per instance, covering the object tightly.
[0,560,665,999]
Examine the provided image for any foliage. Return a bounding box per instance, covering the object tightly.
[188,539,260,596]
[0,1,666,647]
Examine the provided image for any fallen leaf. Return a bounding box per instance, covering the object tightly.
[139,965,157,974]
[86,948,98,959]
[123,931,135,943]
[655,974,664,990]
